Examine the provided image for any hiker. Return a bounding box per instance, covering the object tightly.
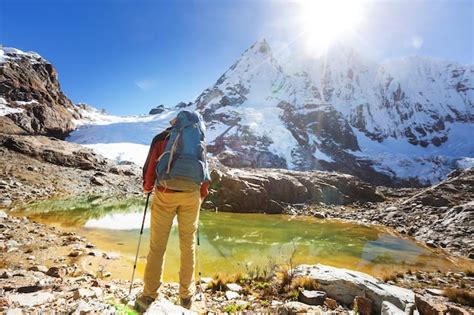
[135,110,211,312]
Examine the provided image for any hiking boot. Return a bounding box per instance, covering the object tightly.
[180,296,193,310]
[134,294,155,313]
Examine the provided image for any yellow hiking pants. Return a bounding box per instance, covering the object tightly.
[143,189,201,299]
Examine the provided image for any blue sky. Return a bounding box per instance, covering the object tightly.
[0,0,472,115]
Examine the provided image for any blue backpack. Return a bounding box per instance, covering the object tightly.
[155,110,210,190]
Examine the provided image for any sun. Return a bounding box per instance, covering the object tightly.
[298,0,366,53]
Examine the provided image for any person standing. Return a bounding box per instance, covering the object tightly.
[135,110,210,312]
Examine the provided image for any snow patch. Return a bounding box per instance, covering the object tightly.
[83,143,149,166]
[0,97,24,116]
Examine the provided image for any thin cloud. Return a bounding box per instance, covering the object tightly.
[135,78,156,91]
[411,35,424,50]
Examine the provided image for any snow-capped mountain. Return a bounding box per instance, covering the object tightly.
[184,39,472,185]
[3,43,470,186]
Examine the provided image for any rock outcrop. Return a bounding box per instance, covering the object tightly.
[0,134,106,170]
[0,47,79,138]
[149,104,166,115]
[0,134,141,205]
[206,166,384,213]
[402,167,474,208]
[293,264,414,313]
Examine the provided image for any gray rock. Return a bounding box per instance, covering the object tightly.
[149,105,166,115]
[9,292,55,307]
[145,297,195,314]
[225,291,240,300]
[90,176,105,186]
[226,283,243,292]
[297,290,326,306]
[73,288,96,300]
[294,264,414,313]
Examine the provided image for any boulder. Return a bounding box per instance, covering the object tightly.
[297,290,326,306]
[0,134,106,170]
[209,167,384,213]
[293,264,414,313]
[414,294,448,315]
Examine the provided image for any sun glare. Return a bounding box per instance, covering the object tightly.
[298,0,366,53]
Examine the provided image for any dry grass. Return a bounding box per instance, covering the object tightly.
[208,272,231,292]
[444,288,474,307]
[380,271,398,283]
[207,272,246,292]
[290,276,320,291]
[466,269,474,277]
[275,267,319,295]
[276,267,291,289]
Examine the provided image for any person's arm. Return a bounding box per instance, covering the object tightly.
[143,132,168,193]
[200,181,210,199]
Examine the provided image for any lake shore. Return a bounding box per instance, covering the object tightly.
[2,209,473,314]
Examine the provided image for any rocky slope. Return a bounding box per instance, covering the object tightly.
[0,134,141,206]
[0,47,79,138]
[192,39,474,186]
[314,168,474,258]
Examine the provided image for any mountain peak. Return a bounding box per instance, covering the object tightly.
[248,38,271,55]
[0,46,45,64]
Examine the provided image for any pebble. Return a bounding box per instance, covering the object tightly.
[73,288,96,300]
[29,265,48,273]
[226,283,243,292]
[46,267,66,278]
[225,291,240,300]
[74,300,93,313]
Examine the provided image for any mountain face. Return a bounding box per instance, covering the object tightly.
[0,47,79,138]
[193,39,474,186]
[2,43,471,186]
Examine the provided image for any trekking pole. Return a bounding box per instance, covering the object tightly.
[128,192,152,296]
[195,227,206,306]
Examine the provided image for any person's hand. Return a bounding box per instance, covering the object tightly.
[144,185,154,194]
[200,183,209,199]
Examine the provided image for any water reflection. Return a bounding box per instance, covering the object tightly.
[10,195,463,280]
